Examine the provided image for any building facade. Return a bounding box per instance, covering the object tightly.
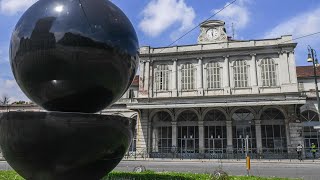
[117,20,317,159]
[1,20,320,159]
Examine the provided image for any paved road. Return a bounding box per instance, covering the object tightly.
[115,159,320,180]
[0,160,319,180]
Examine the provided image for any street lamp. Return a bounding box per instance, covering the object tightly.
[307,45,320,116]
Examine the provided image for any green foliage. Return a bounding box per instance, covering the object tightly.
[0,171,24,180]
[0,171,299,180]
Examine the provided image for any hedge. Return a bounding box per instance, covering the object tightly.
[0,170,299,180]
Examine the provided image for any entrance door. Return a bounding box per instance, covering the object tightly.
[180,138,196,153]
[208,139,223,153]
[233,125,256,156]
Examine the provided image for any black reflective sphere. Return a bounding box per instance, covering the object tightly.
[10,0,139,113]
[0,112,135,180]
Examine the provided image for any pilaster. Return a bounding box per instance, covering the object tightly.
[197,57,204,96]
[136,110,148,155]
[223,55,231,95]
[279,51,290,85]
[288,51,298,84]
[251,54,259,94]
[144,60,150,92]
[172,59,178,97]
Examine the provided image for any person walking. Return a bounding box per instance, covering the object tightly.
[311,143,317,161]
[296,144,303,161]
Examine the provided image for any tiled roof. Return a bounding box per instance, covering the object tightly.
[296,66,320,78]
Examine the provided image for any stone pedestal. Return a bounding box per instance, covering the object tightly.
[0,112,135,180]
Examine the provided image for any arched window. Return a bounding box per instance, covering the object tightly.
[181,63,195,90]
[207,62,221,89]
[301,110,319,122]
[177,110,199,154]
[155,65,169,91]
[261,108,285,120]
[233,60,248,88]
[204,109,226,121]
[177,110,198,121]
[204,110,227,153]
[260,108,286,153]
[261,58,277,87]
[151,111,172,154]
[301,110,320,158]
[232,109,256,152]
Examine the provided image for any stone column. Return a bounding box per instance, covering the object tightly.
[152,128,158,152]
[288,51,298,84]
[285,119,291,150]
[198,121,204,153]
[197,57,204,96]
[172,59,178,97]
[223,55,231,94]
[255,120,262,154]
[251,54,259,93]
[171,121,177,147]
[226,121,233,152]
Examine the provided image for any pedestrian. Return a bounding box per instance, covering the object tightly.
[296,144,303,161]
[311,143,317,161]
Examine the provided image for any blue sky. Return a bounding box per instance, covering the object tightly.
[0,0,320,101]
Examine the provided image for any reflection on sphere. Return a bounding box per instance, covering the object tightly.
[10,0,139,113]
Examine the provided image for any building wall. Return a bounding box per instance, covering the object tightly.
[138,36,298,99]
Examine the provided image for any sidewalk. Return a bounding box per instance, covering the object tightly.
[123,157,320,164]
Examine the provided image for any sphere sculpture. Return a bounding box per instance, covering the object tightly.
[0,0,138,179]
[10,0,139,113]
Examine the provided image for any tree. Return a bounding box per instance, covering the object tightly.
[0,94,10,106]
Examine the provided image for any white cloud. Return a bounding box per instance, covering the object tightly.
[264,8,320,39]
[0,78,29,102]
[212,0,251,31]
[0,0,38,15]
[264,7,320,65]
[0,45,9,63]
[139,0,195,39]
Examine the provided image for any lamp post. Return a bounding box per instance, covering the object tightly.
[307,45,320,114]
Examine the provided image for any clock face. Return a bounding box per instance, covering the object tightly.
[206,28,219,40]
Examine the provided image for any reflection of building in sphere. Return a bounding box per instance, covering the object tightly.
[17,17,57,54]
[10,0,139,113]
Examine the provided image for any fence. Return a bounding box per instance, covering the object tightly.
[124,147,320,160]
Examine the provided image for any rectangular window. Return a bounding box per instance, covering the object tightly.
[181,63,195,90]
[155,65,170,91]
[207,62,221,89]
[233,60,248,88]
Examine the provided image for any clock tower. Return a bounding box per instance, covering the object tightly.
[198,20,228,44]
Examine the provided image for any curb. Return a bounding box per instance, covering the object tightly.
[122,158,320,164]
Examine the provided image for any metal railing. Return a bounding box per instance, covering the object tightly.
[124,147,320,160]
